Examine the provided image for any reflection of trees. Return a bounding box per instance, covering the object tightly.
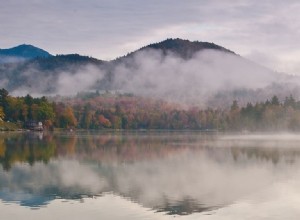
[73,132,202,163]
[0,138,5,157]
[230,145,300,164]
[0,133,56,170]
[0,132,201,170]
[3,132,300,215]
[3,132,300,171]
[55,133,77,156]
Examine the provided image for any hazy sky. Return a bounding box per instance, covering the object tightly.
[2,0,300,74]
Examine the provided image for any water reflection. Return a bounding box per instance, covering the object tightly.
[1,131,300,217]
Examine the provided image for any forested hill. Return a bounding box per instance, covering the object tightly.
[0,54,106,94]
[145,38,234,55]
[14,54,104,71]
[2,88,300,132]
[1,38,300,107]
[0,38,238,96]
[114,38,235,61]
[0,44,52,62]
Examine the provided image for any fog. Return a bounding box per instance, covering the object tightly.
[1,136,300,212]
[6,48,300,106]
[9,64,106,97]
[55,65,105,96]
[1,132,300,219]
[0,160,107,206]
[0,55,26,64]
[112,49,280,105]
[109,147,299,210]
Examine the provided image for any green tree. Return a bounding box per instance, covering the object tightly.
[0,107,4,121]
[0,88,8,110]
[60,106,77,128]
[284,95,296,108]
[37,102,55,122]
[271,95,280,105]
[228,100,240,130]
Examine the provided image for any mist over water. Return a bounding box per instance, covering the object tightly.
[1,131,300,219]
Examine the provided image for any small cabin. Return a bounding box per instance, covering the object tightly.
[25,120,43,131]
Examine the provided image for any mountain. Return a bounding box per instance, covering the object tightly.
[141,38,235,57]
[0,38,299,107]
[0,39,237,96]
[0,44,52,63]
[114,38,235,62]
[108,38,287,106]
[0,53,105,95]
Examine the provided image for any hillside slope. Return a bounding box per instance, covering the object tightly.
[0,39,299,107]
[0,44,52,63]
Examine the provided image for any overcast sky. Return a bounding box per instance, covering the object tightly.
[1,0,300,74]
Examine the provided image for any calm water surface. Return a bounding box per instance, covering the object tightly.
[1,131,300,219]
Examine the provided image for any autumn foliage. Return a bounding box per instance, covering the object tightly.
[2,88,300,131]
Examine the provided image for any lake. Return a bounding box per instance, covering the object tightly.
[1,131,300,220]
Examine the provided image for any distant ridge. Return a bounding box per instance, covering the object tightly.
[116,38,235,61]
[144,38,235,57]
[0,44,52,60]
[1,37,293,106]
[1,39,235,64]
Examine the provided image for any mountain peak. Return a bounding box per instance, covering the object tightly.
[0,44,52,60]
[142,38,235,58]
[117,38,235,61]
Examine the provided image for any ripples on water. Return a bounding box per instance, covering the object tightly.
[1,131,300,219]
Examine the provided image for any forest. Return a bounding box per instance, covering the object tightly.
[1,88,300,131]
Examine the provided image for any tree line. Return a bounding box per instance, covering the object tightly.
[1,88,300,131]
[0,88,75,129]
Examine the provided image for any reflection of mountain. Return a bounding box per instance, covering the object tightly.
[0,158,109,206]
[1,132,300,215]
[0,190,52,207]
[155,197,215,215]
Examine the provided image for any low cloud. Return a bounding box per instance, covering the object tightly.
[56,65,105,96]
[5,48,300,107]
[0,159,107,204]
[111,49,283,106]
